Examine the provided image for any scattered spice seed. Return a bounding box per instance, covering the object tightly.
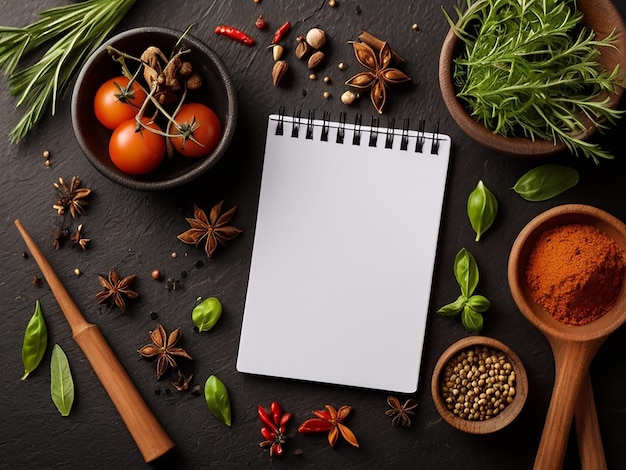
[22,252,28,258]
[33,275,41,287]
[150,311,159,320]
[171,252,177,258]
[385,396,418,428]
[412,23,420,31]
[329,0,336,6]
[323,76,331,83]
[323,91,331,99]
[214,24,255,46]
[338,62,346,70]
[298,405,359,448]
[95,267,138,313]
[151,269,162,280]
[74,268,81,276]
[43,150,50,158]
[272,21,291,44]
[44,159,51,167]
[137,324,192,380]
[309,73,317,80]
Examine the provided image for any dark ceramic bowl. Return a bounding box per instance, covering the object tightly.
[71,27,237,190]
[439,0,626,157]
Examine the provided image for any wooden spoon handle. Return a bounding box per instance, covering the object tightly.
[14,219,175,462]
[575,374,607,470]
[533,340,599,470]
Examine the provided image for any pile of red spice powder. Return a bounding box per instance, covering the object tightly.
[525,223,625,326]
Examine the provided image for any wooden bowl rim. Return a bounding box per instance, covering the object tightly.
[431,335,528,434]
[438,0,626,157]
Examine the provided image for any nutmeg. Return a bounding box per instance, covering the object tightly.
[307,50,325,69]
[305,27,326,49]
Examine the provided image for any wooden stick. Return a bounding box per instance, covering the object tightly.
[14,219,175,463]
[358,30,405,64]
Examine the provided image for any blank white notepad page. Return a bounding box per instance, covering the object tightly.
[237,113,451,393]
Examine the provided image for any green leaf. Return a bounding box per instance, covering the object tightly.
[192,297,223,332]
[50,344,74,417]
[437,295,467,316]
[454,248,479,298]
[512,164,579,201]
[461,305,484,332]
[467,180,498,242]
[21,300,48,380]
[204,375,232,426]
[466,294,490,313]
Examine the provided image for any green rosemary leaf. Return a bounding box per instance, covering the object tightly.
[444,0,623,161]
[0,0,137,143]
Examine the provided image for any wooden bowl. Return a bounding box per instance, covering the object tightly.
[71,27,237,191]
[508,204,626,341]
[431,335,528,434]
[439,0,626,157]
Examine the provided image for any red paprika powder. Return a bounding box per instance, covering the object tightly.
[525,223,625,326]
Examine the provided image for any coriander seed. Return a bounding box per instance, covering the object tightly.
[338,62,346,70]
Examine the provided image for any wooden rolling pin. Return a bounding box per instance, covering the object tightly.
[15,219,175,463]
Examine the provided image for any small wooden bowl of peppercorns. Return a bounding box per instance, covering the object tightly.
[431,335,528,434]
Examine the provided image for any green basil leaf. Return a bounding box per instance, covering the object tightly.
[467,180,498,242]
[50,344,74,417]
[454,248,479,298]
[461,305,484,332]
[437,295,467,316]
[512,164,579,201]
[204,375,232,426]
[466,294,490,313]
[192,297,223,332]
[21,300,48,380]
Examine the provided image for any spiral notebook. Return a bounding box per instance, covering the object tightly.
[237,110,451,393]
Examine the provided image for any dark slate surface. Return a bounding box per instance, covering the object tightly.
[2,1,626,469]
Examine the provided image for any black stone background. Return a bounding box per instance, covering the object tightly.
[2,1,626,468]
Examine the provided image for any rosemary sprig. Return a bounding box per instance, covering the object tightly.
[0,0,137,143]
[444,0,624,162]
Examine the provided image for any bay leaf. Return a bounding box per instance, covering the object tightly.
[50,344,74,417]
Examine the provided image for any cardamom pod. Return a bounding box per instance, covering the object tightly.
[307,51,325,69]
[467,180,498,242]
[295,36,309,59]
[272,60,288,87]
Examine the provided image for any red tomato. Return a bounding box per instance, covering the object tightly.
[109,118,165,175]
[94,76,147,130]
[170,103,222,158]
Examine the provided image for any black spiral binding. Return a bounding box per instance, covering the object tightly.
[275,108,442,155]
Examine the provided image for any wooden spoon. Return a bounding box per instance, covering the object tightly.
[15,219,175,462]
[508,205,626,470]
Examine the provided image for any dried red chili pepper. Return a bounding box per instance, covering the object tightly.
[258,402,292,457]
[255,14,267,30]
[298,404,359,448]
[214,24,255,46]
[271,21,291,44]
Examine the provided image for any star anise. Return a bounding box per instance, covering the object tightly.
[385,396,418,428]
[70,224,90,250]
[95,267,138,313]
[137,324,192,380]
[345,41,410,114]
[177,201,243,259]
[298,404,359,448]
[53,176,91,218]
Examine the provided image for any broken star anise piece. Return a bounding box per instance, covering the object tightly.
[70,224,90,250]
[138,324,193,380]
[53,176,91,218]
[177,202,243,259]
[385,396,418,428]
[345,41,410,114]
[95,267,138,313]
[298,404,359,448]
